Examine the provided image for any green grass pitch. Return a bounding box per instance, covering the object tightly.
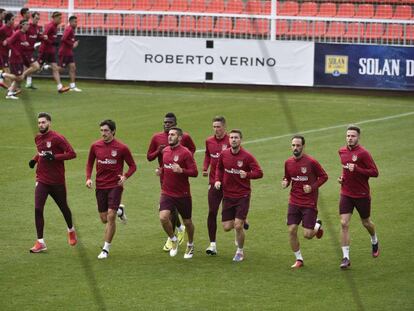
[0,80,413,310]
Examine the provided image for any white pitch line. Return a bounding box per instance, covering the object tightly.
[2,111,413,154]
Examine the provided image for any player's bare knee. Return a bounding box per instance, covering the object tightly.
[361,218,372,228]
[340,218,350,228]
[222,222,233,232]
[303,231,313,239]
[234,222,244,231]
[182,219,192,227]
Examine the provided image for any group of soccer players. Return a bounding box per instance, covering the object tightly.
[29,111,379,269]
[0,8,81,100]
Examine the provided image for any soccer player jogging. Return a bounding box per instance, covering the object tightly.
[58,15,81,92]
[202,116,229,255]
[38,12,70,93]
[338,125,379,269]
[282,135,328,269]
[29,112,77,253]
[86,120,136,259]
[147,112,196,251]
[157,127,198,258]
[0,12,15,89]
[214,129,263,262]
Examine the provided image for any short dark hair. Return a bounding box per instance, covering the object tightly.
[4,12,14,23]
[164,112,177,121]
[100,119,116,132]
[31,11,39,18]
[169,127,183,136]
[38,112,51,121]
[69,15,77,22]
[20,8,29,16]
[212,116,226,124]
[292,135,305,145]
[0,9,6,15]
[20,19,28,26]
[52,11,61,18]
[347,125,361,134]
[229,129,242,138]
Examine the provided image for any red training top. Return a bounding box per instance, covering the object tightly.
[216,147,263,198]
[0,24,14,57]
[26,23,42,55]
[32,130,76,185]
[39,21,58,54]
[203,134,229,185]
[339,144,378,198]
[7,30,27,63]
[86,139,137,189]
[161,144,198,198]
[58,25,75,56]
[284,154,328,209]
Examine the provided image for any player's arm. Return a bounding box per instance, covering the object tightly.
[202,140,210,176]
[184,135,196,155]
[354,152,379,178]
[245,156,263,180]
[214,155,224,189]
[310,160,328,191]
[146,136,163,161]
[44,25,54,44]
[52,136,76,161]
[29,154,39,168]
[61,28,74,48]
[282,161,291,188]
[85,145,96,188]
[121,146,137,180]
[181,153,198,177]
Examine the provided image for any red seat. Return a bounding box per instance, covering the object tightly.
[374,5,393,19]
[85,13,105,28]
[343,22,364,39]
[74,13,88,27]
[308,21,327,37]
[188,0,206,12]
[298,2,318,17]
[288,20,307,36]
[205,0,225,13]
[278,1,299,16]
[364,23,384,39]
[106,14,122,29]
[244,1,263,15]
[122,15,140,30]
[232,18,251,35]
[116,0,134,10]
[225,0,244,14]
[140,15,160,31]
[325,22,346,38]
[355,4,374,19]
[77,0,97,9]
[262,1,271,15]
[25,0,45,6]
[170,0,189,12]
[46,0,66,8]
[179,16,196,32]
[151,0,170,11]
[318,2,337,17]
[96,0,114,9]
[249,19,269,36]
[213,17,232,34]
[158,16,178,32]
[406,25,414,41]
[276,19,289,36]
[393,5,412,20]
[384,24,403,40]
[196,16,214,33]
[336,3,355,18]
[134,0,152,10]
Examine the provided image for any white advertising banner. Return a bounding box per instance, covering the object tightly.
[106,37,314,86]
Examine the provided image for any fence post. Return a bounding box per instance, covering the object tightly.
[270,0,277,40]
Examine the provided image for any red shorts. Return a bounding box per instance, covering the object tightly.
[58,55,74,68]
[0,54,9,68]
[22,54,36,67]
[159,194,192,219]
[287,204,317,229]
[10,63,24,75]
[222,196,250,222]
[339,194,371,219]
[38,51,56,64]
[95,186,123,213]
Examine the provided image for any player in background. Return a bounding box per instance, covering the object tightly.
[24,11,44,89]
[38,12,70,93]
[29,112,77,253]
[86,119,136,259]
[214,129,263,262]
[282,135,328,268]
[203,116,229,255]
[147,112,196,251]
[0,9,5,27]
[58,15,81,92]
[0,12,15,89]
[158,127,198,258]
[338,125,379,269]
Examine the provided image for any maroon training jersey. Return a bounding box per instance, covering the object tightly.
[33,130,76,185]
[58,25,75,56]
[0,24,14,57]
[203,134,229,185]
[161,144,198,198]
[339,144,378,198]
[26,23,42,55]
[147,131,196,166]
[216,147,263,198]
[7,30,27,63]
[284,154,328,208]
[86,139,137,189]
[39,21,58,54]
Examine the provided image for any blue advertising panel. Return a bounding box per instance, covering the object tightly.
[315,43,414,90]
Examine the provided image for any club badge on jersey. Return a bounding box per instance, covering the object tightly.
[46,141,51,148]
[111,150,117,157]
[301,167,307,174]
[173,155,179,162]
[237,160,243,167]
[352,154,358,162]
[222,144,227,150]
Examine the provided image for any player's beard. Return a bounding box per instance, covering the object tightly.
[293,149,302,157]
[39,125,49,134]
